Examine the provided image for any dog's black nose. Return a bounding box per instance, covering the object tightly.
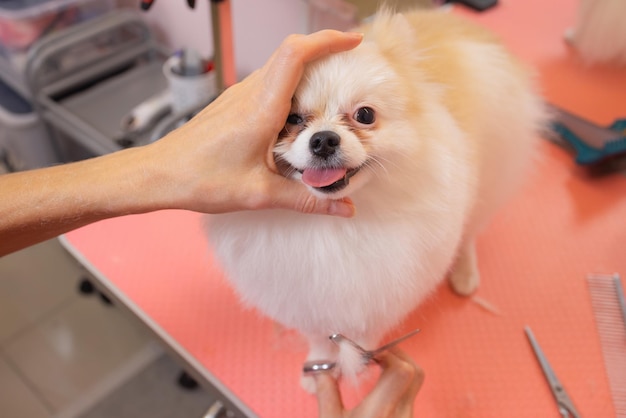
[310,131,340,158]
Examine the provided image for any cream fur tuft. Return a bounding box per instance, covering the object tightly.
[336,339,367,385]
[568,0,626,65]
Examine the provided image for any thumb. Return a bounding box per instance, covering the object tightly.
[314,373,344,417]
[296,195,355,218]
[267,177,356,217]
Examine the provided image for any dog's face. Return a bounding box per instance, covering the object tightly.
[274,42,416,199]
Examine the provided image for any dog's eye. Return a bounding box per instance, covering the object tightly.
[286,113,304,125]
[354,107,376,125]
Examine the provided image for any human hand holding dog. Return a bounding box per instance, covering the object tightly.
[0,30,361,256]
[148,29,361,216]
[315,350,424,418]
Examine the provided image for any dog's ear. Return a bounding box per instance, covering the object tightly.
[368,10,419,67]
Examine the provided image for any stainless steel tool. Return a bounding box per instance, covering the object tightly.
[525,326,581,418]
[303,328,421,374]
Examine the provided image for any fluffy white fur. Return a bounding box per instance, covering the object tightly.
[567,0,626,64]
[336,337,368,385]
[207,10,544,391]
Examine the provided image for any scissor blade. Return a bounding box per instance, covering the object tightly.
[525,327,560,387]
[371,328,421,356]
[525,326,581,418]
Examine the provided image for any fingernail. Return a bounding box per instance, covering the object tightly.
[329,200,356,218]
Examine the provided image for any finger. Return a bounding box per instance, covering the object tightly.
[294,190,355,218]
[375,349,425,397]
[314,372,344,418]
[269,180,356,217]
[263,31,363,105]
[388,349,424,417]
[295,29,365,61]
[388,348,425,398]
[354,351,418,417]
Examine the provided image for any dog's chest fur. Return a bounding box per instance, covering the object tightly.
[207,187,466,338]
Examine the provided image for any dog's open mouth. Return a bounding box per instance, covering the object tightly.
[299,166,361,193]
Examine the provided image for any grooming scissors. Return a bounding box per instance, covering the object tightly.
[303,328,421,374]
[525,326,581,418]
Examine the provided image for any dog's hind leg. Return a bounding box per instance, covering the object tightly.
[449,240,479,296]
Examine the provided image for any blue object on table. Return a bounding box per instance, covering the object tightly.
[548,104,626,165]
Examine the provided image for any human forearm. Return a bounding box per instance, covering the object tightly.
[0,146,164,256]
[0,30,361,256]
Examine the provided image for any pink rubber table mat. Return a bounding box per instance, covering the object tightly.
[61,0,626,416]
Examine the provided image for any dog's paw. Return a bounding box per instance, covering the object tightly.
[450,266,479,296]
[449,242,479,296]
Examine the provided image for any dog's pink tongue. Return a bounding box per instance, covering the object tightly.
[302,168,347,187]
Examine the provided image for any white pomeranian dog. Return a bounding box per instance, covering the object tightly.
[207,9,544,391]
[566,0,626,65]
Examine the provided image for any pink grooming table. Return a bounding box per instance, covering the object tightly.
[61,0,626,416]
